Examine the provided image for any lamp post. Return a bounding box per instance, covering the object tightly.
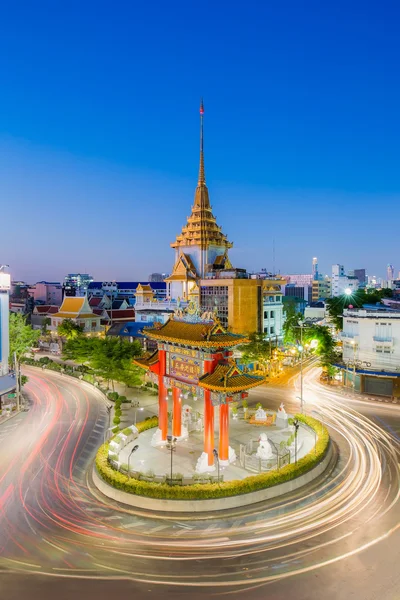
[132,398,140,425]
[104,404,112,443]
[128,444,139,476]
[350,340,357,390]
[213,448,220,485]
[167,435,177,481]
[298,320,304,414]
[292,417,300,464]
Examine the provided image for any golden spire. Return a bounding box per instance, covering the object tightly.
[171,101,232,253]
[198,98,205,185]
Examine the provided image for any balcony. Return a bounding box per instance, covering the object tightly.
[340,332,359,341]
[373,336,393,349]
[135,299,188,311]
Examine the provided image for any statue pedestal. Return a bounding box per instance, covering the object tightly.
[151,428,168,447]
[275,413,288,428]
[195,452,216,473]
[219,446,236,467]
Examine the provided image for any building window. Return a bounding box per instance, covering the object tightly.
[92,321,96,329]
[269,296,273,302]
[264,311,268,319]
[200,286,229,328]
[264,326,268,333]
[276,296,281,302]
[270,311,275,318]
[270,326,275,334]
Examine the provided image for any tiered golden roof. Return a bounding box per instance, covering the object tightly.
[171,102,232,252]
[134,350,159,371]
[143,317,248,348]
[199,361,265,392]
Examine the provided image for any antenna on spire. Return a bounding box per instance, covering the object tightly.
[198,98,205,185]
[273,238,276,275]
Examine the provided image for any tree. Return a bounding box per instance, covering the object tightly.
[9,313,41,364]
[41,317,51,336]
[238,332,272,374]
[327,288,393,330]
[8,314,40,410]
[58,319,84,340]
[282,302,304,346]
[62,336,142,389]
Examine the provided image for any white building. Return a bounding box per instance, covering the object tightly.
[0,270,16,401]
[0,271,11,377]
[262,285,284,340]
[331,264,359,297]
[341,307,400,397]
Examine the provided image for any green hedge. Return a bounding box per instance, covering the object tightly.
[96,414,329,500]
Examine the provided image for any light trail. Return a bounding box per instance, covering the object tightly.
[0,365,398,590]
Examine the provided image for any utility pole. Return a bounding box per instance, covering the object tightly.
[298,321,304,414]
[14,352,20,412]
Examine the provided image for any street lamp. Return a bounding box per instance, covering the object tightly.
[298,319,304,414]
[128,444,139,476]
[167,435,177,481]
[213,448,220,485]
[104,404,112,443]
[344,288,352,296]
[131,398,140,425]
[292,417,300,464]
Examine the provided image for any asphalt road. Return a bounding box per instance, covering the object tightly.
[0,365,398,600]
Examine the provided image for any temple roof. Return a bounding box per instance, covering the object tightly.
[171,102,232,252]
[133,350,159,370]
[142,317,248,348]
[199,361,265,392]
[52,295,100,319]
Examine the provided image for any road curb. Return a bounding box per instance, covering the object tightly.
[92,442,334,513]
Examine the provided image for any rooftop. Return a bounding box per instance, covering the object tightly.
[199,361,265,392]
[143,317,248,348]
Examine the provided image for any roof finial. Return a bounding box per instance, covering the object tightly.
[198,98,205,185]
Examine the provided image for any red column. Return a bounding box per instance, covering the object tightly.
[204,390,214,466]
[172,387,182,437]
[203,358,215,467]
[219,402,229,462]
[158,349,168,441]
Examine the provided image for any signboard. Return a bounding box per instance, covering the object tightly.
[7,393,16,399]
[169,354,201,383]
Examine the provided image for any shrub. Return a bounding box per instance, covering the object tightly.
[255,402,263,410]
[108,392,119,401]
[114,409,122,418]
[113,416,121,425]
[96,414,329,501]
[136,416,158,433]
[118,395,128,402]
[122,427,133,435]
[111,426,119,434]
[39,356,51,364]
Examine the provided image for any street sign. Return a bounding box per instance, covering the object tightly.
[7,393,16,399]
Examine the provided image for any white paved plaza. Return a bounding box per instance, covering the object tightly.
[118,413,316,482]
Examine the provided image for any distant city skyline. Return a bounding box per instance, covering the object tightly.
[1,3,399,284]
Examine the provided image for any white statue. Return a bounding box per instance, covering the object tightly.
[256,433,273,459]
[255,406,267,421]
[276,402,288,427]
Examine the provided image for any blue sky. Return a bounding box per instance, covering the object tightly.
[1,1,399,282]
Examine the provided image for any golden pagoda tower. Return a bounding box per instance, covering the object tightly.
[165,101,232,301]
